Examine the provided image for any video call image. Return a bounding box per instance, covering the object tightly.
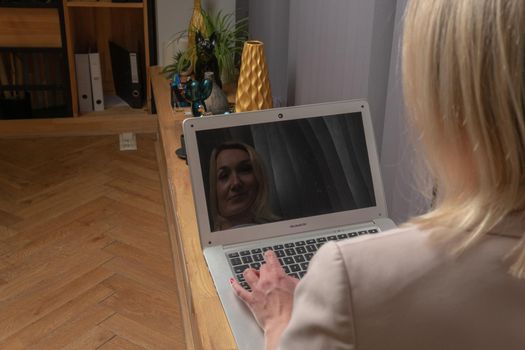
[196,113,376,232]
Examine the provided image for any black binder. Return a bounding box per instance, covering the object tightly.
[109,41,144,109]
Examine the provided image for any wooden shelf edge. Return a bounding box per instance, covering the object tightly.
[0,114,158,138]
[66,1,143,9]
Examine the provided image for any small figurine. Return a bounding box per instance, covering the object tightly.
[184,76,212,117]
[195,31,222,89]
[171,73,191,108]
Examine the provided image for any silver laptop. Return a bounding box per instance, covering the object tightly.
[183,100,396,349]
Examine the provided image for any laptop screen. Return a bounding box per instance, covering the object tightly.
[195,112,376,232]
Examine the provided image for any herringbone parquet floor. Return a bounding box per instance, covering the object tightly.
[0,134,185,349]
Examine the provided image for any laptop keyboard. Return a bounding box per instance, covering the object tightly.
[227,227,380,290]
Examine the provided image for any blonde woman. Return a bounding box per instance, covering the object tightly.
[231,1,525,349]
[209,142,276,231]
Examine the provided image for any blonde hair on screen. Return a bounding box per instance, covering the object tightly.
[402,0,525,276]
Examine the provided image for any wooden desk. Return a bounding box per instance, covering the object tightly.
[151,66,237,350]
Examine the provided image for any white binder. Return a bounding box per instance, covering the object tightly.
[88,53,104,111]
[74,53,93,113]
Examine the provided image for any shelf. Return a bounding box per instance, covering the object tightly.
[0,113,158,138]
[0,2,59,9]
[79,96,148,117]
[63,0,151,116]
[66,1,143,9]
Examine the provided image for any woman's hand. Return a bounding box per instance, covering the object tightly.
[231,250,300,349]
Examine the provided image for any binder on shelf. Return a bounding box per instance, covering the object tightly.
[88,52,105,112]
[74,53,93,113]
[109,41,144,109]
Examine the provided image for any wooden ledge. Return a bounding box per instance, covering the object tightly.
[0,114,158,139]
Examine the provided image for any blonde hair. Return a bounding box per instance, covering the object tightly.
[209,142,276,230]
[402,0,525,276]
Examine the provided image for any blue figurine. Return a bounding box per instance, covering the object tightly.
[184,76,212,117]
[171,73,191,108]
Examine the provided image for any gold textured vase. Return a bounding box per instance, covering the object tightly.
[188,0,206,62]
[235,41,273,112]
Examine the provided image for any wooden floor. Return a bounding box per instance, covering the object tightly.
[0,134,185,349]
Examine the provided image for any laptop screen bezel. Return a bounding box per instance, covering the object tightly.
[183,100,388,247]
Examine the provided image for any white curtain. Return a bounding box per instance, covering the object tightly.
[380,0,431,224]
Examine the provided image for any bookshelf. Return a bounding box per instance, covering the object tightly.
[0,1,72,119]
[63,0,154,116]
[0,0,156,118]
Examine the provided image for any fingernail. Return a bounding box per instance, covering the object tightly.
[229,278,235,284]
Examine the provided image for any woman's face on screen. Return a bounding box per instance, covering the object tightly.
[215,148,259,221]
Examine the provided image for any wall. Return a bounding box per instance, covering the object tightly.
[248,0,290,107]
[252,0,396,149]
[155,0,235,67]
[380,0,431,224]
[367,0,397,148]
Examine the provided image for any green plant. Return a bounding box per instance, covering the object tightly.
[162,9,248,83]
[162,49,192,77]
[202,10,248,83]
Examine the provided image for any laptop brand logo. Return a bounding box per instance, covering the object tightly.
[290,222,307,228]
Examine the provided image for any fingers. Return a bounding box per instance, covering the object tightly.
[232,251,286,303]
[230,278,252,302]
[244,268,259,286]
[263,250,281,269]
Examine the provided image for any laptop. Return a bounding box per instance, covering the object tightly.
[182,99,396,349]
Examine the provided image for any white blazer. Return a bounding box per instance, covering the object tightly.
[279,220,525,349]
